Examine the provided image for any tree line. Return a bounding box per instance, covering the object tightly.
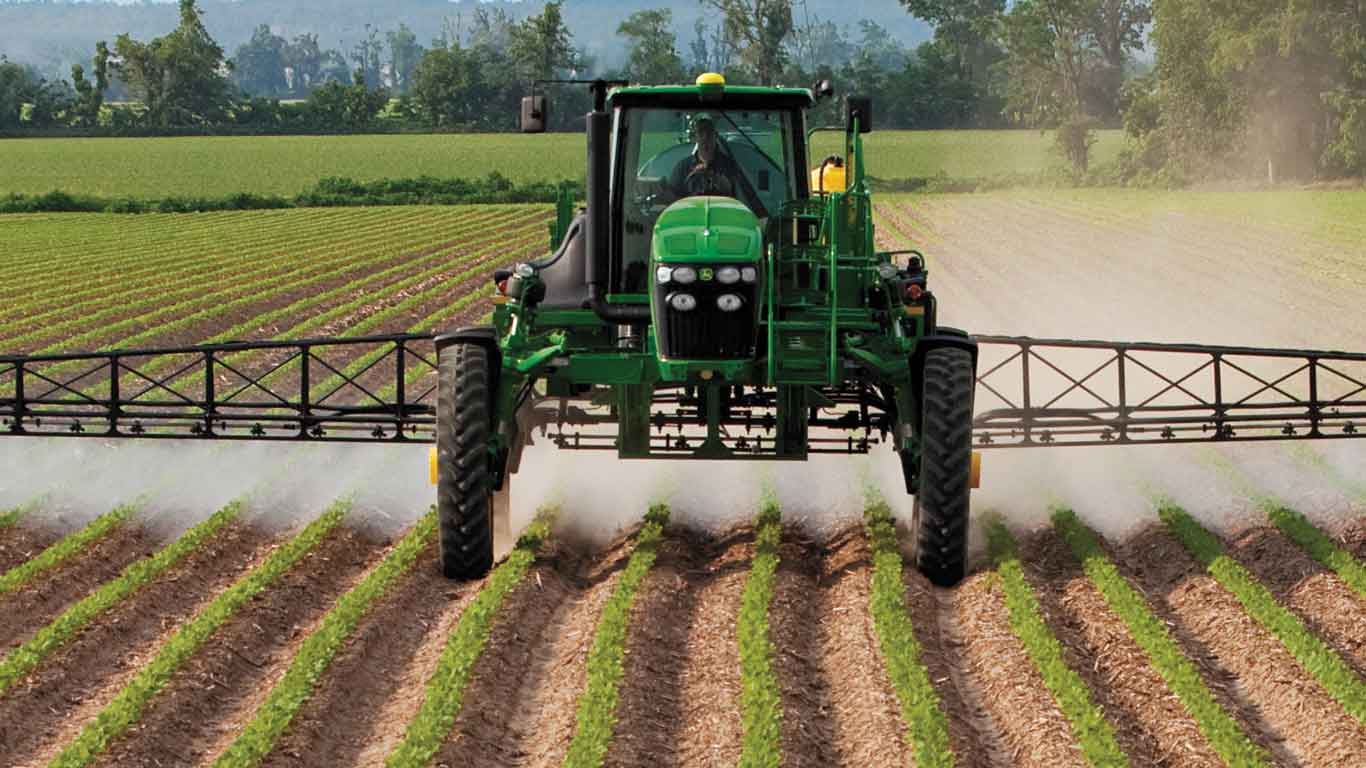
[1,0,1363,182]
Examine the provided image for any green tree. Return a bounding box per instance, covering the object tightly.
[701,0,793,85]
[386,23,424,92]
[111,0,233,127]
[69,41,110,128]
[618,9,685,84]
[307,67,389,130]
[509,1,577,83]
[283,33,324,95]
[898,0,1008,126]
[351,24,383,90]
[0,57,35,130]
[232,24,288,97]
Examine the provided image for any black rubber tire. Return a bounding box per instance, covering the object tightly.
[911,346,974,587]
[437,342,495,580]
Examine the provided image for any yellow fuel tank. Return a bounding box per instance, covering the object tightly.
[810,160,847,193]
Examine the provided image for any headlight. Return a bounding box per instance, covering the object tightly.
[717,266,741,284]
[741,266,758,283]
[716,293,744,312]
[514,262,536,278]
[876,263,898,281]
[656,266,674,284]
[672,266,698,284]
[668,292,698,312]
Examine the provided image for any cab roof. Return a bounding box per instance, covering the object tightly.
[608,83,816,111]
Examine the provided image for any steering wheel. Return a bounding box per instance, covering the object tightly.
[685,167,734,197]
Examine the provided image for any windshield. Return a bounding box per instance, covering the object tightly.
[614,107,797,292]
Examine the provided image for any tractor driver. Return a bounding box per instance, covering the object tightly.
[664,115,767,216]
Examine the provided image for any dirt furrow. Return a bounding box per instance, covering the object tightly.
[1021,530,1230,768]
[903,571,1009,768]
[318,557,483,768]
[259,545,478,768]
[86,523,386,768]
[605,527,751,768]
[0,519,276,768]
[0,520,162,652]
[1117,526,1366,767]
[805,527,914,768]
[435,537,633,768]
[1227,526,1366,676]
[1338,518,1366,562]
[769,530,841,767]
[0,524,60,575]
[953,569,1088,768]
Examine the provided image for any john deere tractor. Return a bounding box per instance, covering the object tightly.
[434,74,979,586]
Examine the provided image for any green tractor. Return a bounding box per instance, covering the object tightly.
[434,73,980,586]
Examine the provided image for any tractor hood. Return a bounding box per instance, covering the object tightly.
[649,196,762,369]
[651,196,761,265]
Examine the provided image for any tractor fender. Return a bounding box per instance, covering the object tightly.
[910,328,979,381]
[907,328,979,439]
[435,326,503,396]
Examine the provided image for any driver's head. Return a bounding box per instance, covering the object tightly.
[692,116,718,162]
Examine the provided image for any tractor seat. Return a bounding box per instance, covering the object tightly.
[534,214,593,310]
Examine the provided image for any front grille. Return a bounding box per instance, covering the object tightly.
[655,278,758,360]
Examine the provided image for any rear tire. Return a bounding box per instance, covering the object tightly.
[911,346,974,587]
[437,342,496,580]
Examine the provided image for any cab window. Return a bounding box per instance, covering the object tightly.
[615,107,796,292]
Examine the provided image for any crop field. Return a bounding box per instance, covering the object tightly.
[0,130,1125,199]
[2,190,1365,767]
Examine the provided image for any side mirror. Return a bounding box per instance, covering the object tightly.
[845,95,872,134]
[521,95,547,133]
[813,79,834,101]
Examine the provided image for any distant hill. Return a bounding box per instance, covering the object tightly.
[0,0,932,80]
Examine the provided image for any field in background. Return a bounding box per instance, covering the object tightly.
[1,191,1363,767]
[0,129,1125,199]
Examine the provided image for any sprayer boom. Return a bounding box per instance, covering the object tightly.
[4,333,1363,450]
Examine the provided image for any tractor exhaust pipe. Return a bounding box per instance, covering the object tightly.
[585,108,649,323]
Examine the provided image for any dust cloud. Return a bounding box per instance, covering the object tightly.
[0,438,433,542]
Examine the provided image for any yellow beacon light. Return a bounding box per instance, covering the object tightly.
[696,72,726,86]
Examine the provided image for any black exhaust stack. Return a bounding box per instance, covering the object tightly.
[585,82,649,323]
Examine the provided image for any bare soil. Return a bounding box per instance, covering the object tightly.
[0,524,60,575]
[1020,530,1229,768]
[952,569,1089,768]
[436,535,632,768]
[605,527,753,768]
[86,521,386,768]
[1226,526,1366,675]
[1116,526,1366,767]
[0,520,162,652]
[259,545,479,768]
[0,519,275,768]
[808,527,917,768]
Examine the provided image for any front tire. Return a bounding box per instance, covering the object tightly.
[437,342,496,579]
[911,346,974,587]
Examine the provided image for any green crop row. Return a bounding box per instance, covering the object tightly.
[864,500,955,768]
[3,207,431,339]
[1264,504,1366,598]
[1050,509,1270,768]
[7,221,412,350]
[213,509,438,768]
[0,499,244,696]
[736,501,784,768]
[49,496,353,768]
[0,500,139,597]
[0,494,48,529]
[1157,503,1366,723]
[561,504,669,768]
[16,207,522,355]
[18,209,545,402]
[1,207,352,302]
[986,518,1130,768]
[384,513,554,768]
[1196,448,1366,596]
